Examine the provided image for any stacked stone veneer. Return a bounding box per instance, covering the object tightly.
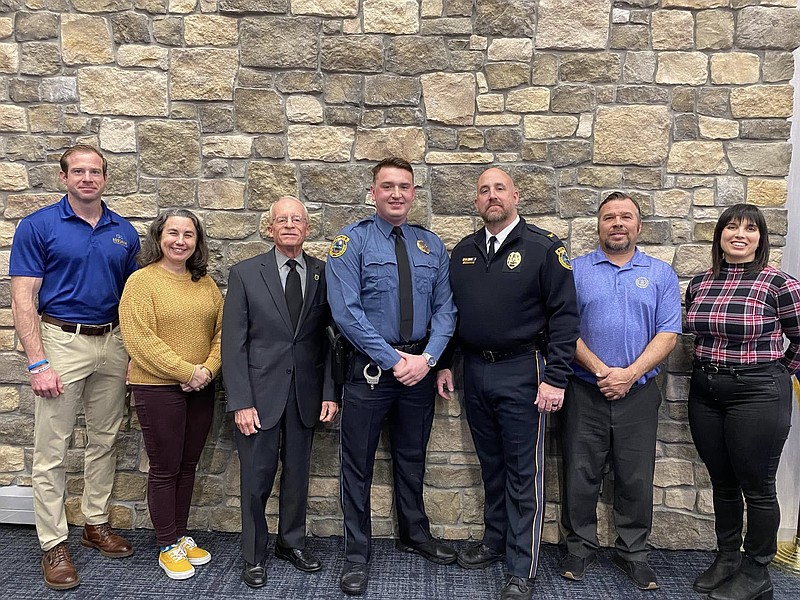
[0,0,798,550]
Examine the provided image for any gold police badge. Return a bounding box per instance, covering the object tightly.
[416,240,430,254]
[556,246,572,270]
[329,235,349,258]
[506,251,522,269]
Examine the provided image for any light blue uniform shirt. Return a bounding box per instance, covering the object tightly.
[326,214,456,370]
[572,247,681,385]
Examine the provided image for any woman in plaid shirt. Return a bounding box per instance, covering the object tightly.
[686,204,800,600]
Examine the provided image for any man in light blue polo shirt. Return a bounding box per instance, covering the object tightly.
[10,145,140,590]
[558,192,681,591]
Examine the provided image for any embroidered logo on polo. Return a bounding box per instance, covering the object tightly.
[329,235,349,258]
[112,234,128,247]
[635,277,650,289]
[462,257,477,265]
[416,240,430,254]
[507,251,522,269]
[555,247,572,270]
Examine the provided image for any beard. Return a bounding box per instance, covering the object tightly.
[602,230,631,253]
[480,205,510,225]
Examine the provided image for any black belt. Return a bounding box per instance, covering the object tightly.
[41,314,118,336]
[467,342,538,363]
[391,339,427,355]
[693,360,778,376]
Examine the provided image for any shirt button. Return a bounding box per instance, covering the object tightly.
[286,369,292,374]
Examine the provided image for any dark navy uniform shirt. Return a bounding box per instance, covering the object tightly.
[326,214,456,371]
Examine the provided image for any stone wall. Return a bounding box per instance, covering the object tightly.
[0,0,798,550]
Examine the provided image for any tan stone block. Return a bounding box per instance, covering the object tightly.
[667,142,726,175]
[696,9,734,50]
[184,14,238,46]
[5,193,62,219]
[247,163,298,210]
[99,119,137,153]
[0,221,16,246]
[170,0,197,12]
[0,444,25,471]
[425,152,494,164]
[674,244,711,277]
[138,120,201,177]
[354,127,425,162]
[287,125,354,162]
[593,105,670,167]
[202,135,253,158]
[0,330,16,351]
[665,489,696,511]
[205,211,258,239]
[693,188,715,206]
[477,94,504,113]
[0,163,29,191]
[488,38,533,62]
[698,116,739,140]
[198,179,246,209]
[652,10,694,50]
[430,216,475,250]
[28,105,61,134]
[656,52,708,85]
[292,0,358,16]
[364,0,418,34]
[654,458,694,487]
[420,72,476,126]
[537,0,611,50]
[0,387,20,412]
[506,88,550,113]
[737,7,800,52]
[730,85,793,118]
[0,105,28,132]
[0,43,18,73]
[61,14,113,66]
[0,17,11,39]
[171,48,237,101]
[105,195,158,218]
[475,114,520,126]
[469,35,488,51]
[654,189,691,218]
[523,115,578,139]
[117,45,169,70]
[710,53,759,85]
[286,95,324,124]
[728,142,791,177]
[662,0,726,6]
[747,178,787,207]
[697,489,714,515]
[78,68,168,116]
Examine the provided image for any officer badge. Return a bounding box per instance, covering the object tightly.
[462,257,477,265]
[555,247,572,270]
[507,251,522,269]
[416,240,430,254]
[329,235,349,258]
[635,276,649,289]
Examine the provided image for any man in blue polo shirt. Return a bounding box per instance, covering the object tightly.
[558,192,681,590]
[10,145,140,590]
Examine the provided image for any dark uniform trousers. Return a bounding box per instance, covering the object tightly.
[463,350,547,580]
[235,383,314,565]
[340,351,435,564]
[560,376,661,561]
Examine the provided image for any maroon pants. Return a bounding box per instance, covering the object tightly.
[133,385,214,547]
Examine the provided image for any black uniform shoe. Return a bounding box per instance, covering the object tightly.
[612,554,659,590]
[241,561,266,588]
[395,538,457,565]
[500,576,533,600]
[274,544,322,573]
[457,542,505,569]
[694,550,742,593]
[340,561,368,595]
[559,552,596,581]
[709,555,773,600]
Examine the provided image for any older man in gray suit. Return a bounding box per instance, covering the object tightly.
[221,196,338,588]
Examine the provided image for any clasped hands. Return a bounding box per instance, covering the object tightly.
[181,364,212,393]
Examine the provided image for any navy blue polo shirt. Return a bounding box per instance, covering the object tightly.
[9,195,140,324]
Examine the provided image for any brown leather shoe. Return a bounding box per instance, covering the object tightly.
[81,523,134,558]
[42,542,80,590]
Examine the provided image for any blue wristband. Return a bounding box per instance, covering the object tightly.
[27,359,49,371]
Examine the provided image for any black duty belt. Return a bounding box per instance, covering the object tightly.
[467,342,538,363]
[391,339,427,355]
[693,360,778,376]
[41,314,118,336]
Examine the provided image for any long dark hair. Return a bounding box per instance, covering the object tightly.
[711,203,770,277]
[138,209,209,282]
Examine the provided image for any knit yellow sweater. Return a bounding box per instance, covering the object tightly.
[119,263,223,386]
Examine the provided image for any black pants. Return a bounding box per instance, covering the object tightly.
[340,352,435,563]
[560,376,661,561]
[688,361,792,565]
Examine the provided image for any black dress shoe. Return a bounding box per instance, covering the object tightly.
[500,575,533,600]
[274,544,322,573]
[340,561,368,595]
[395,538,457,565]
[241,561,266,588]
[457,542,504,569]
[559,552,596,581]
[612,554,659,590]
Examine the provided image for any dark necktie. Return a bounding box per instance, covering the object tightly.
[393,226,414,342]
[285,259,302,331]
[487,235,497,263]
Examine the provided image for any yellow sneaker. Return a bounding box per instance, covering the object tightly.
[159,545,195,580]
[179,536,211,566]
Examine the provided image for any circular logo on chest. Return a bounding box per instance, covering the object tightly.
[635,277,650,289]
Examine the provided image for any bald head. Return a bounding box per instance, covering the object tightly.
[268,196,310,258]
[475,168,519,233]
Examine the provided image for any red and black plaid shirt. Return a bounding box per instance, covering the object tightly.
[686,263,800,373]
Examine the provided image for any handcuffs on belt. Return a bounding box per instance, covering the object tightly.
[363,363,382,390]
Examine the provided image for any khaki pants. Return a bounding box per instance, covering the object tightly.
[32,322,128,551]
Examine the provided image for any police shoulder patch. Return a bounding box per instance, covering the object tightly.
[329,235,349,258]
[555,246,572,270]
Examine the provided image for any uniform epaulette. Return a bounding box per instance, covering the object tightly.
[526,222,559,241]
[408,222,431,232]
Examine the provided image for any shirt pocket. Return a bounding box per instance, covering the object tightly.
[411,251,438,294]
[363,254,396,294]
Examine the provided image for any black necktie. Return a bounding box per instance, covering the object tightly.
[487,235,497,263]
[285,259,302,331]
[393,226,414,342]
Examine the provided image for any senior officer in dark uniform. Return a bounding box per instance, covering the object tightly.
[326,156,457,596]
[437,167,579,600]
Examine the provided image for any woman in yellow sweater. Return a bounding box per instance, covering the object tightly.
[119,209,222,581]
